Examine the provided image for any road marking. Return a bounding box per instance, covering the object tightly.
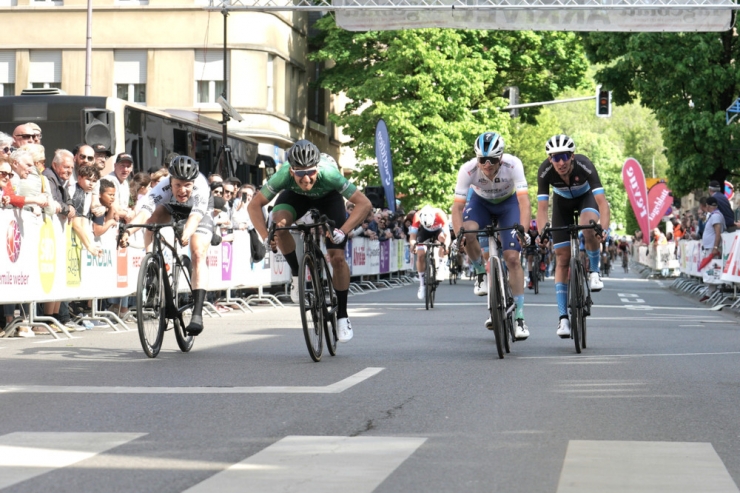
[352,302,716,311]
[519,351,740,360]
[680,325,705,327]
[557,440,740,493]
[183,436,426,493]
[0,432,145,490]
[0,367,384,394]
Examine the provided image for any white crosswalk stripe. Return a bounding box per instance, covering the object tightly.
[0,432,145,490]
[557,440,740,493]
[183,436,427,493]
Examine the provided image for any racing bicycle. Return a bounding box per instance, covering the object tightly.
[458,223,524,359]
[419,240,443,310]
[270,210,338,362]
[120,221,194,358]
[543,219,602,354]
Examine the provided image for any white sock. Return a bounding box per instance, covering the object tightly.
[419,273,425,285]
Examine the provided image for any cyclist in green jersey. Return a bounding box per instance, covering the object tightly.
[248,140,373,343]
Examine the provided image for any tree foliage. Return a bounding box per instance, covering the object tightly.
[582,27,740,195]
[311,17,589,210]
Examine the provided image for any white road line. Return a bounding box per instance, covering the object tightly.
[183,436,427,493]
[519,351,740,360]
[0,367,384,394]
[557,440,740,493]
[0,432,145,490]
[352,302,715,311]
[680,325,705,327]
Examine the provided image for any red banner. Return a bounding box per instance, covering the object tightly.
[622,158,649,241]
[647,181,673,231]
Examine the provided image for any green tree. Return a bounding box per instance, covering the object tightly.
[582,28,740,195]
[311,17,590,210]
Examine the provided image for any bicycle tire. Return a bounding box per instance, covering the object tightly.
[299,253,323,362]
[173,255,194,353]
[318,255,338,357]
[533,259,539,295]
[502,271,513,354]
[489,260,505,359]
[425,251,433,310]
[568,257,582,354]
[430,258,437,308]
[136,253,165,358]
[581,266,590,350]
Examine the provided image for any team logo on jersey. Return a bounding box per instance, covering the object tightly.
[478,178,487,184]
[575,176,580,182]
[540,165,553,178]
[494,178,500,183]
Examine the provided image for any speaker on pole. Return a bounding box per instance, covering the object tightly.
[83,109,115,153]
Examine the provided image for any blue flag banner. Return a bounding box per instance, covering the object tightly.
[375,119,396,213]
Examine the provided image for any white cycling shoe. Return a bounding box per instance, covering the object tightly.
[515,320,529,340]
[290,275,300,304]
[589,272,603,292]
[485,317,493,330]
[474,275,488,296]
[337,317,353,343]
[557,318,571,338]
[417,284,425,300]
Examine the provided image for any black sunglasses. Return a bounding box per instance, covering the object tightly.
[293,168,318,178]
[0,171,12,179]
[80,155,95,162]
[13,134,34,140]
[1,146,14,154]
[478,156,501,166]
[550,152,572,163]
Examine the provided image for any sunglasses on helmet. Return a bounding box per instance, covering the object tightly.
[293,167,318,178]
[550,152,572,163]
[478,156,501,166]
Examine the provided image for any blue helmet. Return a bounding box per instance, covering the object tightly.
[474,132,505,158]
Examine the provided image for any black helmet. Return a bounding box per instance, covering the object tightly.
[169,155,199,181]
[287,140,320,168]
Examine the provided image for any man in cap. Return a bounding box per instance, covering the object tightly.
[91,144,111,171]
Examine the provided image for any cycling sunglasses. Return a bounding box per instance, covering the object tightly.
[293,167,318,178]
[477,156,501,166]
[550,152,572,163]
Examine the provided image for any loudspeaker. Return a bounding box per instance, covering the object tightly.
[83,109,115,153]
[364,186,386,209]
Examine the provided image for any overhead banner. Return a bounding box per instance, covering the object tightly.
[336,4,732,32]
[622,158,649,241]
[375,119,396,213]
[647,181,673,231]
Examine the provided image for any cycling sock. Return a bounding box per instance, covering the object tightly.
[336,289,349,319]
[514,295,524,319]
[587,249,601,273]
[192,289,206,317]
[284,251,300,277]
[470,257,486,275]
[528,270,533,280]
[556,283,568,318]
[419,272,425,285]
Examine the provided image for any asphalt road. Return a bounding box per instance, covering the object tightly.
[1,264,740,492]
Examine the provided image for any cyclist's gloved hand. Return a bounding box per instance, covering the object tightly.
[522,232,531,247]
[330,228,346,244]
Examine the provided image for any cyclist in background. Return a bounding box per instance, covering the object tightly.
[451,132,531,339]
[122,155,214,336]
[247,140,373,343]
[408,205,449,300]
[535,134,610,339]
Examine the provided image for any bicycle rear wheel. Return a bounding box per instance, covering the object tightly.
[299,253,323,362]
[172,255,194,353]
[488,260,505,359]
[502,271,513,354]
[568,257,582,354]
[430,259,437,308]
[580,266,591,349]
[137,253,165,358]
[533,254,539,295]
[318,255,338,357]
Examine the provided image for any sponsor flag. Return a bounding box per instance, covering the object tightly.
[647,181,673,231]
[375,119,396,213]
[622,158,649,241]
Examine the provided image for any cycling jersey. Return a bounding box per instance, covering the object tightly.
[142,173,211,218]
[409,208,447,235]
[536,154,604,201]
[262,161,357,201]
[454,154,528,205]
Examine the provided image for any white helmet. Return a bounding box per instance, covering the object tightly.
[474,132,505,158]
[419,206,435,229]
[545,134,576,155]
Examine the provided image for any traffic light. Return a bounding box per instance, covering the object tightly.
[596,86,611,117]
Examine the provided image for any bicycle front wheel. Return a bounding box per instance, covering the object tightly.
[172,255,194,353]
[425,252,434,310]
[502,271,513,354]
[318,255,338,357]
[568,258,583,354]
[430,259,437,308]
[488,260,505,359]
[299,253,323,362]
[137,253,165,358]
[533,255,539,295]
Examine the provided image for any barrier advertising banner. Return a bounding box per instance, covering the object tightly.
[375,119,396,213]
[622,158,650,241]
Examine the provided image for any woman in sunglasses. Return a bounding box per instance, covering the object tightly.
[247,140,373,344]
[535,134,610,339]
[0,132,13,165]
[451,132,532,341]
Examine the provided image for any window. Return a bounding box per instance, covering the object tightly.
[29,51,61,89]
[0,52,15,96]
[284,63,302,121]
[308,61,326,126]
[114,50,147,104]
[194,49,228,105]
[31,0,62,5]
[115,0,148,5]
[0,0,18,6]
[267,54,275,112]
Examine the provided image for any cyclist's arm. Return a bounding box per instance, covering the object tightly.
[593,193,610,232]
[451,201,465,234]
[180,211,203,245]
[536,198,549,242]
[343,190,373,235]
[516,192,531,234]
[247,191,271,241]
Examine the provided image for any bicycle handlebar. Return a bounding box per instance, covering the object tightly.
[541,220,603,238]
[268,210,337,245]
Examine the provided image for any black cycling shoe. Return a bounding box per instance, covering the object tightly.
[186,315,204,336]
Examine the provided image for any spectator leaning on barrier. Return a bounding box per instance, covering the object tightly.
[0,161,11,206]
[22,143,46,173]
[10,149,53,216]
[702,196,724,256]
[104,153,135,223]
[231,183,255,230]
[708,181,736,232]
[70,165,103,258]
[91,143,111,170]
[43,149,75,222]
[0,132,13,165]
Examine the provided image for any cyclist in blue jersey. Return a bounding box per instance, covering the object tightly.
[535,135,610,339]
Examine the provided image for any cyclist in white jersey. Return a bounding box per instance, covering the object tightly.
[451,132,532,339]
